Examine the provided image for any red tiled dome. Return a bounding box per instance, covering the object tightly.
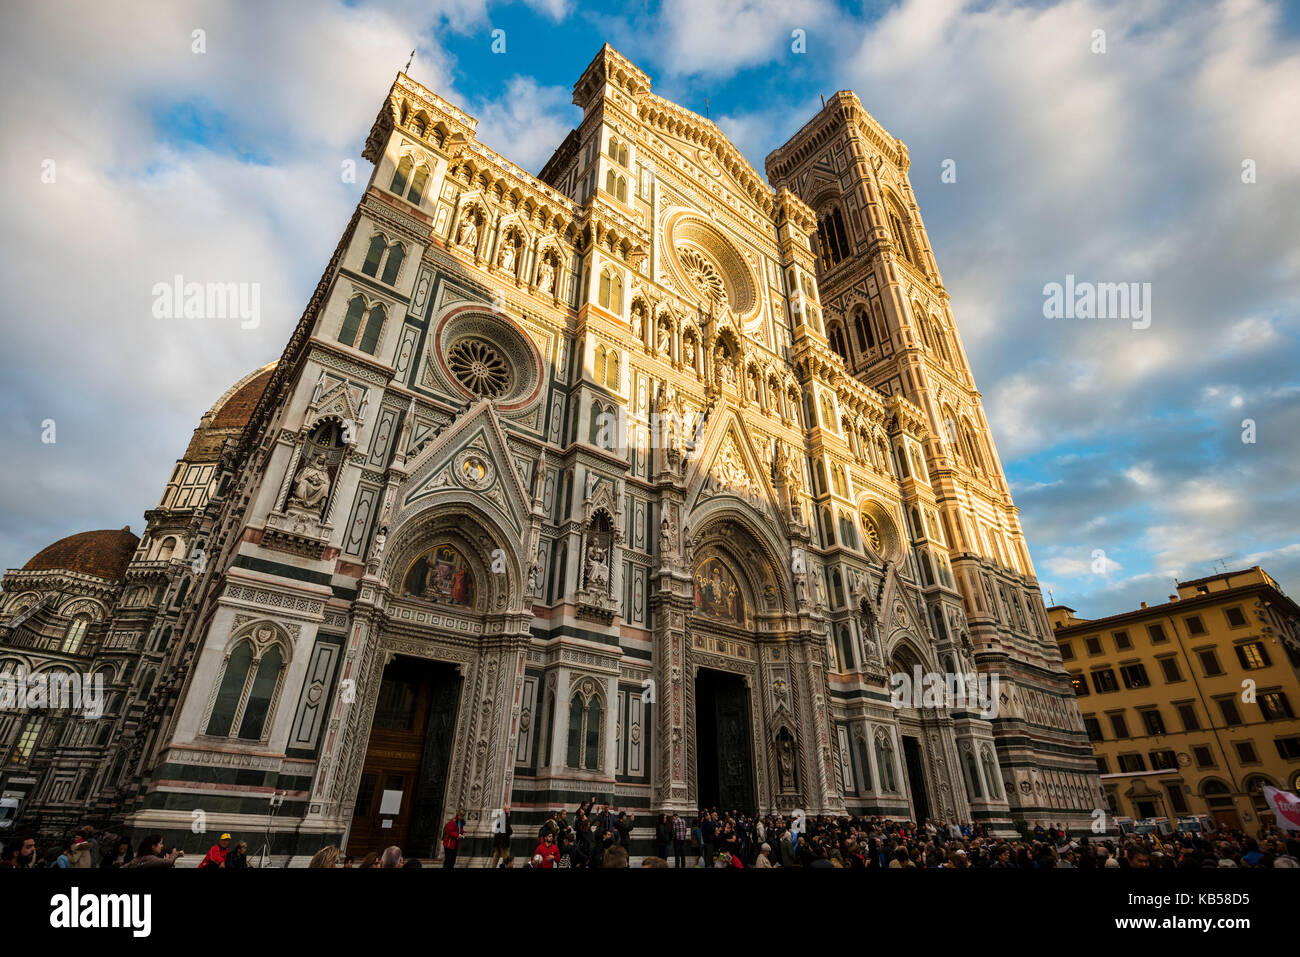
[23,527,139,581]
[210,364,276,429]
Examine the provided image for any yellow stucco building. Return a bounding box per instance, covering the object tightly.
[1049,567,1300,831]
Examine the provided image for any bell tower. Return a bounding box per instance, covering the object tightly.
[769,92,1105,828]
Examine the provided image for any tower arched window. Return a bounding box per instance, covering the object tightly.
[605,169,617,195]
[407,166,429,204]
[616,175,627,202]
[389,155,412,197]
[380,243,404,285]
[338,295,366,348]
[358,304,386,355]
[854,306,876,350]
[206,640,253,736]
[595,343,607,384]
[887,203,915,266]
[816,206,850,270]
[829,323,849,363]
[600,270,623,314]
[362,234,387,276]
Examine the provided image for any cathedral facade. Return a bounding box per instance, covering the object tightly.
[0,46,1103,860]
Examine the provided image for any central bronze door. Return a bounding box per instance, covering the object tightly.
[902,735,931,823]
[695,668,755,813]
[347,657,462,858]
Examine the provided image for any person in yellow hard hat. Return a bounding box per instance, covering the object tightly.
[199,833,232,869]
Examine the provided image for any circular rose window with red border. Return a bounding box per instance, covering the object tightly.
[432,307,543,410]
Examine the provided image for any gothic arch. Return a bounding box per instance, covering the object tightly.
[686,507,794,620]
[381,500,525,615]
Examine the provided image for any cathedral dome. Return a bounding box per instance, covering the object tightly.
[207,362,277,429]
[22,527,139,581]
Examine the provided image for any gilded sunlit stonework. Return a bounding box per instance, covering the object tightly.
[0,45,1102,860]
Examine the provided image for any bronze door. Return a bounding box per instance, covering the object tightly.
[348,657,461,856]
[696,669,755,813]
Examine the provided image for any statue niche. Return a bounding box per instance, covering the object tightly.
[285,420,346,518]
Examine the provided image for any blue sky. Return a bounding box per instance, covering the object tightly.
[1,0,1297,620]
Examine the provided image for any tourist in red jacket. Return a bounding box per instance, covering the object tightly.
[442,809,466,868]
[198,833,231,869]
[533,832,560,868]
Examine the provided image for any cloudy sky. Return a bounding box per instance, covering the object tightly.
[1,0,1296,618]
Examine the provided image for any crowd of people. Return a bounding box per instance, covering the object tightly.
[484,806,1300,869]
[0,826,251,869]
[5,809,1297,869]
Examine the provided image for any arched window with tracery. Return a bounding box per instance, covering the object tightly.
[816,205,851,270]
[407,165,429,204]
[358,304,386,355]
[828,322,850,363]
[61,616,90,655]
[380,243,405,285]
[887,200,916,266]
[362,234,386,276]
[389,155,412,197]
[205,628,288,742]
[598,268,623,315]
[853,306,876,351]
[338,295,365,348]
[566,682,602,770]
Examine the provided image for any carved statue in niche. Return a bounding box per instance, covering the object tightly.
[714,350,734,387]
[777,731,797,793]
[683,336,696,367]
[659,516,677,558]
[584,539,609,589]
[286,453,331,515]
[657,323,671,356]
[776,440,802,495]
[456,212,478,250]
[499,237,516,271]
[538,257,555,294]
